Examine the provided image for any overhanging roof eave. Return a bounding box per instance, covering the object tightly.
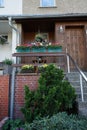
[0,13,87,20]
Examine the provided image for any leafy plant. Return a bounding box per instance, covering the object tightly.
[3,58,13,65]
[46,45,62,49]
[16,44,31,50]
[24,112,87,130]
[35,33,44,42]
[21,64,76,123]
[20,64,34,73]
[38,64,48,72]
[0,36,7,45]
[2,119,23,130]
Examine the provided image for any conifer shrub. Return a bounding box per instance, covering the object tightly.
[21,64,76,123]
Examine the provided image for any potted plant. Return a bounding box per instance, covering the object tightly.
[20,64,34,73]
[38,64,48,73]
[35,33,44,42]
[3,58,13,74]
[16,44,31,52]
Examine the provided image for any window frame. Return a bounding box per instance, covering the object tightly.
[40,0,56,7]
[0,0,4,7]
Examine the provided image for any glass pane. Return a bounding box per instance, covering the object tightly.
[0,0,4,6]
[42,0,54,7]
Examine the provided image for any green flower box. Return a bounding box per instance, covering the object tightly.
[16,48,30,53]
[31,47,46,52]
[47,46,62,52]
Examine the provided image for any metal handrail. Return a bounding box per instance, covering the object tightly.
[66,53,87,102]
[66,53,87,82]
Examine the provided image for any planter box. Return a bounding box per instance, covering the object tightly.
[16,48,31,53]
[3,65,12,75]
[31,47,46,52]
[20,69,34,73]
[47,47,62,52]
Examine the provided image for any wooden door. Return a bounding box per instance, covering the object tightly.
[65,26,86,70]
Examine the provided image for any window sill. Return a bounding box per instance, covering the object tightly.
[0,6,4,8]
[39,6,57,8]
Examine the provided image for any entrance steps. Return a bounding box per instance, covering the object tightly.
[66,72,87,116]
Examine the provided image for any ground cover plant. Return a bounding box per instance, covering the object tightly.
[3,112,87,130]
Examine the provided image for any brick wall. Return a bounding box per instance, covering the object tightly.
[0,75,9,121]
[14,74,39,119]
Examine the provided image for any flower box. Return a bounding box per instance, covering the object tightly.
[31,46,46,52]
[16,44,31,53]
[47,45,62,52]
[20,64,34,73]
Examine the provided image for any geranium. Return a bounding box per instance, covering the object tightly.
[16,43,32,49]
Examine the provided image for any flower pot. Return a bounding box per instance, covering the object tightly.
[3,65,12,74]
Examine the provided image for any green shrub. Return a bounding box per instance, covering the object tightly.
[21,64,76,123]
[3,58,13,65]
[24,112,87,130]
[2,119,23,130]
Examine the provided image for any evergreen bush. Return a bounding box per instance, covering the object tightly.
[21,64,76,123]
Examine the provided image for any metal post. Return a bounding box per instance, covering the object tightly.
[80,74,84,102]
[67,55,70,73]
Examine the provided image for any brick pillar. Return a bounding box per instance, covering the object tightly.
[14,74,39,119]
[0,75,9,121]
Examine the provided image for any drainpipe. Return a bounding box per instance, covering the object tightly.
[10,67,16,119]
[8,17,21,44]
[8,17,20,119]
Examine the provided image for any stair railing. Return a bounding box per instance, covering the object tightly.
[66,53,87,102]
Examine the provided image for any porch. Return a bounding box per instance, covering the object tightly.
[15,17,87,70]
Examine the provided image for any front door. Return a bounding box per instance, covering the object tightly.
[65,26,86,70]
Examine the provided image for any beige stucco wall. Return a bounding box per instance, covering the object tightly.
[0,0,22,15]
[23,0,87,15]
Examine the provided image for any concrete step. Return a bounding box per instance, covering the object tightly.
[66,72,87,117]
[69,81,87,87]
[78,101,87,116]
[75,87,87,93]
[65,72,87,102]
[76,93,87,102]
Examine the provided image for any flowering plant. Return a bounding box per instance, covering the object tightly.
[20,64,34,73]
[46,42,62,49]
[38,64,48,72]
[16,44,32,50]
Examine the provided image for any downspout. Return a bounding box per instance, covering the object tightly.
[10,67,16,119]
[8,17,20,119]
[8,17,21,44]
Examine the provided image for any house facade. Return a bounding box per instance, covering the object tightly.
[0,0,87,68]
[0,0,87,120]
[16,0,87,70]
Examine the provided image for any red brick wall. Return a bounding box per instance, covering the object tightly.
[0,75,9,121]
[14,74,39,119]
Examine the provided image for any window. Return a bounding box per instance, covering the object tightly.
[0,35,8,44]
[40,0,55,7]
[0,0,4,7]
